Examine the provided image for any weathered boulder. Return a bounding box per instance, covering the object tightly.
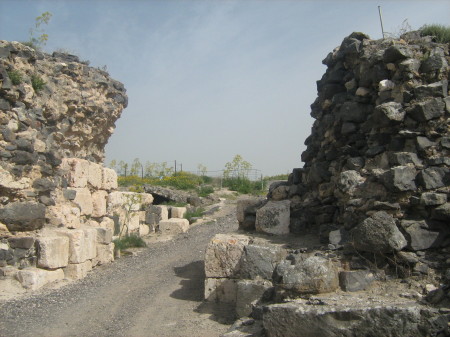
[205,234,251,278]
[274,256,339,295]
[239,242,287,280]
[339,270,375,292]
[350,211,407,253]
[0,202,46,231]
[255,200,290,235]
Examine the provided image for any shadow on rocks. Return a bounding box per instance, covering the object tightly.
[170,260,236,325]
[171,260,205,302]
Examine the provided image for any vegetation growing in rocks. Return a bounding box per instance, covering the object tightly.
[31,74,46,92]
[113,234,146,251]
[420,24,450,43]
[184,207,205,223]
[24,11,52,50]
[7,70,22,85]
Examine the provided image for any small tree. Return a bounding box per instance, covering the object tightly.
[223,154,252,180]
[28,11,52,50]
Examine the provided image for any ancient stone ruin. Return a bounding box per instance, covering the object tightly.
[209,32,450,336]
[0,41,193,292]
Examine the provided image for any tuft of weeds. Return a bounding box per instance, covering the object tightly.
[113,234,146,251]
[7,70,23,85]
[420,24,450,43]
[184,207,205,223]
[31,74,46,92]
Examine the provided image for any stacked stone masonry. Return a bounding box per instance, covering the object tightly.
[0,41,187,292]
[217,32,450,336]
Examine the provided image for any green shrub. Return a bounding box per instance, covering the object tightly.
[198,185,214,197]
[223,177,264,195]
[31,74,46,92]
[184,207,205,223]
[113,234,146,251]
[420,24,450,43]
[7,70,23,85]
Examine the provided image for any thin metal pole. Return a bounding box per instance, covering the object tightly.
[378,6,385,39]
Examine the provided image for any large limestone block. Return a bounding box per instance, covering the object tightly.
[63,260,92,280]
[61,158,89,188]
[88,162,103,189]
[96,227,113,244]
[92,190,107,218]
[102,167,118,190]
[204,277,238,303]
[205,234,251,278]
[0,166,31,190]
[46,204,81,229]
[16,268,65,290]
[274,256,339,295]
[255,200,291,235]
[37,236,69,269]
[93,243,114,266]
[159,218,189,234]
[139,224,150,236]
[236,279,273,318]
[170,207,187,219]
[99,217,115,233]
[55,228,97,264]
[73,188,93,216]
[351,211,407,253]
[262,302,440,337]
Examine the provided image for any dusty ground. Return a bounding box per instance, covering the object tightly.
[0,197,239,337]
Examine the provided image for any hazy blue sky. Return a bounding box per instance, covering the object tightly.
[1,1,449,176]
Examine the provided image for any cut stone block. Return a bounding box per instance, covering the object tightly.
[87,162,103,189]
[99,217,115,233]
[255,200,291,235]
[46,204,81,229]
[139,224,150,236]
[204,277,238,303]
[63,260,92,280]
[96,227,113,244]
[37,236,69,269]
[73,188,93,216]
[55,228,97,264]
[16,268,65,290]
[61,158,89,188]
[239,242,287,280]
[159,218,189,234]
[93,243,114,266]
[102,167,118,190]
[400,220,441,251]
[205,234,251,278]
[92,190,107,218]
[170,207,187,219]
[236,279,273,318]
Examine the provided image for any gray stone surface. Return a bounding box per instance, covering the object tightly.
[236,279,272,318]
[274,256,339,295]
[339,270,375,292]
[239,243,287,280]
[255,200,291,235]
[262,302,443,337]
[0,202,46,231]
[350,211,407,253]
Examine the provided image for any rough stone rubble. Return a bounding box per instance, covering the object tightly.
[208,31,450,337]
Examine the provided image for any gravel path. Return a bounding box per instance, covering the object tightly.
[0,202,238,337]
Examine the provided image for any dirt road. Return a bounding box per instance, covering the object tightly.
[0,202,238,337]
